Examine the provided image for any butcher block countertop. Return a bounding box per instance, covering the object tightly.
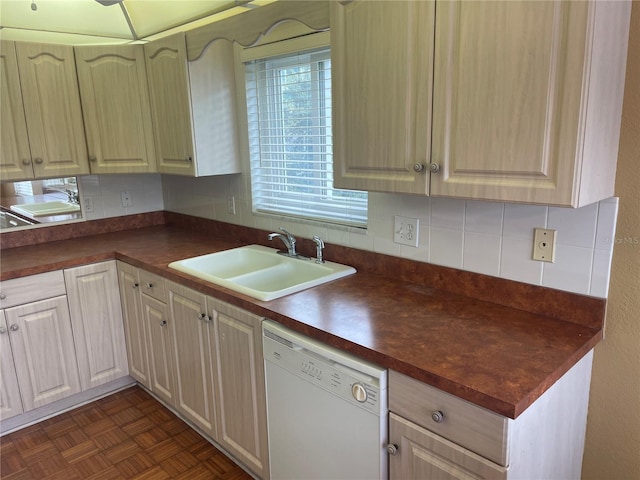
[0,213,605,419]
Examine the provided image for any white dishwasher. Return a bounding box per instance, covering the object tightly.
[262,320,388,480]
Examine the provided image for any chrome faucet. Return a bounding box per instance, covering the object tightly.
[65,189,79,205]
[312,235,325,264]
[268,227,298,257]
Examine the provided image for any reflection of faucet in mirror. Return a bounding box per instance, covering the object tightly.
[65,189,79,205]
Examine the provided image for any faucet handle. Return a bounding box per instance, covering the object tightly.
[279,227,295,241]
[312,235,325,263]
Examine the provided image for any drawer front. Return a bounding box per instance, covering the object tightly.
[0,270,66,309]
[139,270,166,302]
[389,370,509,466]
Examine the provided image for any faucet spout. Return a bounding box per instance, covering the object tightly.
[268,228,297,257]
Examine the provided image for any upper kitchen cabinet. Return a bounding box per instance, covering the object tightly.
[331,1,435,195]
[0,41,32,182]
[332,1,631,207]
[4,42,90,181]
[75,44,157,174]
[144,32,241,177]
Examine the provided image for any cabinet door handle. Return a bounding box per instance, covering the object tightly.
[89,155,97,162]
[145,283,153,289]
[429,162,440,174]
[0,292,5,300]
[22,158,32,166]
[34,158,43,165]
[386,443,399,455]
[198,313,211,322]
[0,326,6,334]
[185,156,193,163]
[132,282,139,289]
[160,320,167,327]
[413,163,425,172]
[9,324,19,332]
[431,410,445,423]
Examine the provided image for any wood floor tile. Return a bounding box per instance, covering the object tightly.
[1,386,252,479]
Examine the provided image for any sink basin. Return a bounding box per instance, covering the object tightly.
[168,245,356,301]
[11,201,80,217]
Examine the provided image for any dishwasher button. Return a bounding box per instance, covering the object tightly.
[352,383,368,403]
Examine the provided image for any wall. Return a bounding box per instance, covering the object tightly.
[78,174,164,221]
[582,2,640,478]
[162,174,618,299]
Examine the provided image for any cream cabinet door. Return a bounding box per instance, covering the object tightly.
[0,41,33,181]
[4,296,81,411]
[389,413,507,480]
[64,261,128,390]
[75,44,157,174]
[145,33,241,177]
[117,262,150,387]
[331,0,435,194]
[210,300,268,479]
[15,42,89,178]
[167,282,215,435]
[0,310,24,420]
[145,33,196,175]
[431,2,588,205]
[142,293,175,407]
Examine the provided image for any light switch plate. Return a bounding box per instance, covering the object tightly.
[394,216,419,247]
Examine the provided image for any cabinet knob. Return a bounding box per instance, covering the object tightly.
[431,410,445,423]
[22,158,32,166]
[0,292,5,300]
[34,157,43,165]
[185,156,193,163]
[0,326,6,334]
[160,320,167,327]
[429,163,440,174]
[413,163,425,172]
[132,282,139,289]
[89,155,97,163]
[10,324,19,332]
[145,283,153,289]
[386,443,399,456]
[198,313,211,322]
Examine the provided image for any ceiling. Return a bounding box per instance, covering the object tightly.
[0,0,274,44]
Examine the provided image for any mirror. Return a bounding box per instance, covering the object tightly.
[0,177,83,231]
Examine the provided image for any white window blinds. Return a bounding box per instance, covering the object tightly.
[245,46,368,228]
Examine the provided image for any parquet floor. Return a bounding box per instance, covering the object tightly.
[0,386,253,480]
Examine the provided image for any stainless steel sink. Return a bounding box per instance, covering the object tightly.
[168,245,356,301]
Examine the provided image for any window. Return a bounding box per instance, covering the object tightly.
[244,43,367,229]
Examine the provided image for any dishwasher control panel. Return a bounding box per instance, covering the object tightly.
[263,320,387,416]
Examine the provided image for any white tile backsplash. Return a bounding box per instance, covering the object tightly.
[542,244,593,294]
[160,174,618,298]
[463,231,501,276]
[548,202,598,248]
[79,174,164,221]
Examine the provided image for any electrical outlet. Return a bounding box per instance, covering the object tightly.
[120,191,133,208]
[394,216,419,247]
[227,196,236,215]
[83,196,94,213]
[532,228,556,262]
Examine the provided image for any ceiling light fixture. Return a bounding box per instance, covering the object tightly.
[94,0,123,6]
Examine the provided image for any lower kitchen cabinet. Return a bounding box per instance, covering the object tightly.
[167,281,215,435]
[142,292,176,407]
[117,262,151,387]
[209,298,269,479]
[389,412,506,479]
[4,295,81,411]
[64,261,128,390]
[0,310,24,420]
[388,351,594,479]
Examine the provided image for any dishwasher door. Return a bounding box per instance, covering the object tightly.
[263,320,388,480]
